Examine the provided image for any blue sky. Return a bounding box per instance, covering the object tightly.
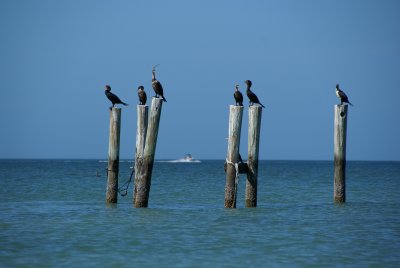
[1,0,399,160]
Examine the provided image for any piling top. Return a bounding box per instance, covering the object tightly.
[334,104,348,119]
[229,105,244,111]
[110,107,122,114]
[248,105,263,110]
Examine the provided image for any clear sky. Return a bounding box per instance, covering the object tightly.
[1,0,399,160]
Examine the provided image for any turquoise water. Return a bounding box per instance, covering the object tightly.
[0,160,399,267]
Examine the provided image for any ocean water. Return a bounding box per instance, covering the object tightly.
[0,160,399,267]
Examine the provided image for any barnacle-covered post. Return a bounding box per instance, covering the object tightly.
[133,104,148,204]
[224,105,244,208]
[245,106,262,207]
[106,108,121,203]
[334,104,348,203]
[134,98,163,207]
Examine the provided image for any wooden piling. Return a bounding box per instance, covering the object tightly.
[334,104,348,203]
[245,106,262,207]
[133,105,148,201]
[134,98,163,207]
[224,105,244,208]
[106,108,121,203]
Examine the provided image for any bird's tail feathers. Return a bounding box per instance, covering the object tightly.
[122,102,128,106]
[162,96,167,102]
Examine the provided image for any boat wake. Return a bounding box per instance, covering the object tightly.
[158,154,201,163]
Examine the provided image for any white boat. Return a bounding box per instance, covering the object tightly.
[167,154,201,163]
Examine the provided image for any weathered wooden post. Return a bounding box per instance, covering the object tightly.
[133,105,148,203]
[245,106,262,207]
[106,108,121,203]
[134,98,163,207]
[224,105,244,208]
[334,104,348,203]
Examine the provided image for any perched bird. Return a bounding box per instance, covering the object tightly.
[335,84,353,106]
[151,66,167,102]
[104,85,128,109]
[233,84,243,106]
[245,80,265,108]
[137,85,147,105]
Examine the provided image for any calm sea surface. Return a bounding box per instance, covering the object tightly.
[0,160,399,267]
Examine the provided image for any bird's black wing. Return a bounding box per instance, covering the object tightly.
[248,91,260,103]
[106,91,124,104]
[234,91,243,105]
[143,91,147,104]
[154,81,164,94]
[138,91,147,104]
[338,90,349,102]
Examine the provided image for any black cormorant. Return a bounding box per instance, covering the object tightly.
[234,84,243,106]
[137,85,147,105]
[335,84,353,106]
[152,66,167,102]
[104,85,128,109]
[245,80,265,108]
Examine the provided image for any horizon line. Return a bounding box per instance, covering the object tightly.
[0,158,399,162]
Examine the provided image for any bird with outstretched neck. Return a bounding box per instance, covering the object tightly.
[245,80,265,108]
[151,65,167,102]
[234,84,243,106]
[104,85,128,110]
[137,85,147,105]
[335,84,353,106]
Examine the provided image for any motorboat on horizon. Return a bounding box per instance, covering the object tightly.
[166,154,201,163]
